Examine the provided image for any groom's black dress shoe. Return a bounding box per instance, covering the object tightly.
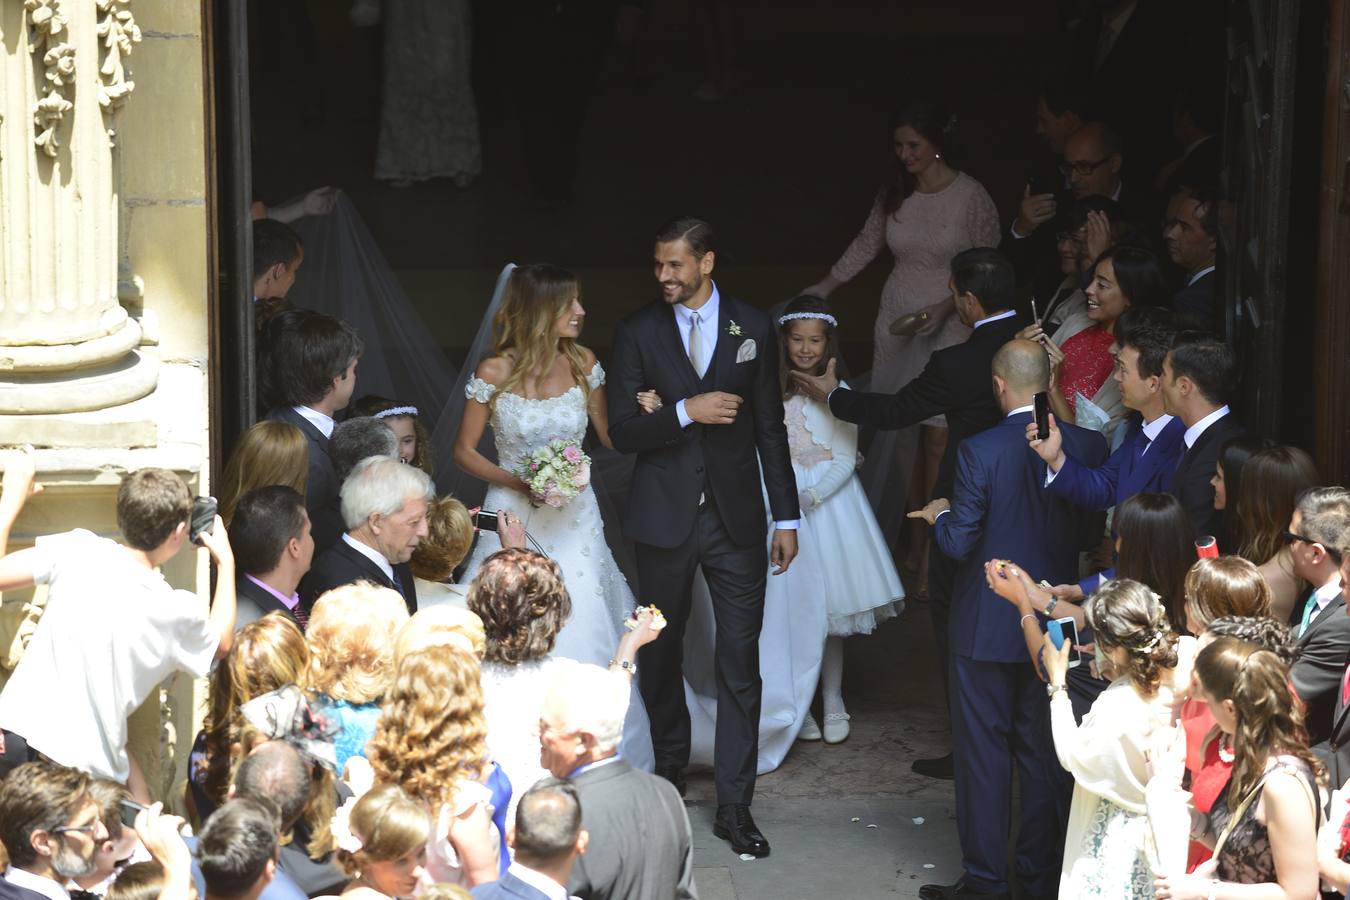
[917,880,1010,900]
[655,765,686,798]
[713,804,770,857]
[911,752,955,780]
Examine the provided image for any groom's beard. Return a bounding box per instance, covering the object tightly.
[661,273,704,306]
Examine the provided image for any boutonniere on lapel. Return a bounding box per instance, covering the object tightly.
[727,320,743,337]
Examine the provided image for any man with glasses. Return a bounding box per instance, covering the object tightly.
[1287,487,1350,748]
[0,761,108,900]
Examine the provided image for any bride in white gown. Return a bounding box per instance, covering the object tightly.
[451,263,653,771]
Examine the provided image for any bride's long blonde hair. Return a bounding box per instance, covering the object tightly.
[487,263,590,410]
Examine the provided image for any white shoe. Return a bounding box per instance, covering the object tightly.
[823,712,851,744]
[797,713,822,741]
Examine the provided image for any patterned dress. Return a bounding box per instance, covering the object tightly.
[827,172,1000,534]
[1206,756,1319,884]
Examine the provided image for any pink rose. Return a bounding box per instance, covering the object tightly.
[562,445,583,463]
[543,486,567,508]
[571,462,591,489]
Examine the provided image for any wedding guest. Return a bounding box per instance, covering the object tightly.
[1039,579,1178,896]
[1162,331,1246,542]
[1226,444,1320,622]
[470,780,588,900]
[1032,307,1185,588]
[1208,436,1266,563]
[1287,487,1350,748]
[468,549,660,824]
[1154,637,1322,899]
[410,501,525,610]
[0,469,235,798]
[218,421,309,526]
[395,606,486,662]
[0,762,106,900]
[1182,557,1273,637]
[907,339,1107,900]
[305,582,410,774]
[230,487,313,630]
[1164,182,1219,331]
[1154,72,1221,194]
[1019,196,1133,340]
[538,662,697,900]
[350,397,435,476]
[329,417,399,484]
[198,797,283,900]
[301,455,432,613]
[75,779,144,897]
[793,247,1026,780]
[107,863,169,900]
[188,613,310,823]
[262,309,363,552]
[1034,71,1090,157]
[801,99,1001,582]
[1039,245,1171,442]
[253,219,303,329]
[331,784,431,900]
[367,648,499,887]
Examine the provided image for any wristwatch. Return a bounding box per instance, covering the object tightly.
[1044,595,1059,615]
[1046,683,1067,698]
[610,658,637,676]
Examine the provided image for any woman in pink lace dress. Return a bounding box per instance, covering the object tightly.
[803,101,1000,588]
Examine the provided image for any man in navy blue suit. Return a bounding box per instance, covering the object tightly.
[910,339,1108,900]
[1030,306,1185,596]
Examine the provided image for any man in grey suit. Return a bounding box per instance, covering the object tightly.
[1288,487,1350,749]
[471,779,589,900]
[540,662,698,900]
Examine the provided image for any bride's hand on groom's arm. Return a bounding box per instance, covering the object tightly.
[636,390,664,415]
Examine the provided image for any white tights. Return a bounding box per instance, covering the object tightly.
[821,635,845,716]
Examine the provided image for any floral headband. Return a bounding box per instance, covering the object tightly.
[330,796,363,853]
[778,312,837,328]
[374,406,418,419]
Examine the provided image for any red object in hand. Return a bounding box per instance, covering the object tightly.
[1196,536,1219,559]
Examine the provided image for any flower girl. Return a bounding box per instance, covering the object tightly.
[774,296,904,742]
[330,784,432,900]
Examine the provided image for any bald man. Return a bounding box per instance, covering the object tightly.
[908,339,1107,900]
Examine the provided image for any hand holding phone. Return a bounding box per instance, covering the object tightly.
[189,496,217,545]
[1033,391,1051,441]
[1047,616,1082,668]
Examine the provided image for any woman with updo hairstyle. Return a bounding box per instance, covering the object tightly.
[1041,579,1180,897]
[305,583,410,774]
[367,648,499,888]
[1182,557,1273,636]
[468,548,661,824]
[331,784,431,900]
[801,99,1002,581]
[1153,637,1323,898]
[1225,444,1321,622]
[409,498,527,610]
[217,420,309,525]
[188,612,309,823]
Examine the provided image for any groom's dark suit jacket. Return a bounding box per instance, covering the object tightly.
[608,295,799,548]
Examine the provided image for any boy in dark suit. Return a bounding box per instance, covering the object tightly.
[261,309,363,553]
[910,339,1108,900]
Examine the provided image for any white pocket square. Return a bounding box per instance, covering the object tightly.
[735,338,757,363]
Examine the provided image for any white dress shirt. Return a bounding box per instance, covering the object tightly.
[971,309,1018,330]
[1183,405,1230,450]
[506,862,571,900]
[293,405,336,439]
[4,867,70,900]
[1307,574,1345,628]
[342,533,393,582]
[1044,411,1172,484]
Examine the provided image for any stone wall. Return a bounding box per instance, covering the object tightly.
[0,0,213,808]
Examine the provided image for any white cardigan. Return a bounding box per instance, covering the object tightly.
[794,387,861,510]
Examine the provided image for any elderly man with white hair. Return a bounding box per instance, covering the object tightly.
[300,454,433,613]
[539,661,698,900]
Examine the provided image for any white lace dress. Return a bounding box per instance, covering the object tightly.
[460,362,653,772]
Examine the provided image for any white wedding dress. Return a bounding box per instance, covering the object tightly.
[459,362,654,772]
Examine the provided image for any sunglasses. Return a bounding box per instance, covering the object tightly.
[1058,157,1112,177]
[1283,531,1344,565]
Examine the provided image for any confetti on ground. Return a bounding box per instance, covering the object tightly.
[866,824,879,829]
[739,853,757,861]
[923,864,936,869]
[850,817,861,823]
[912,817,926,825]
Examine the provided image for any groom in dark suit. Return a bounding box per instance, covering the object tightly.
[608,217,799,858]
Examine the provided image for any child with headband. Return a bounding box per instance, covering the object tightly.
[351,395,434,476]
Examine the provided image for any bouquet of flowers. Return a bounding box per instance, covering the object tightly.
[516,439,591,508]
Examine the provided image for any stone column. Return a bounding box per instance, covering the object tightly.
[0,0,157,436]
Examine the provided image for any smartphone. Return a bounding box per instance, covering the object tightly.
[472,509,499,532]
[1047,616,1082,668]
[1033,391,1051,441]
[118,798,146,829]
[189,496,217,545]
[1196,535,1219,559]
[1027,172,1059,197]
